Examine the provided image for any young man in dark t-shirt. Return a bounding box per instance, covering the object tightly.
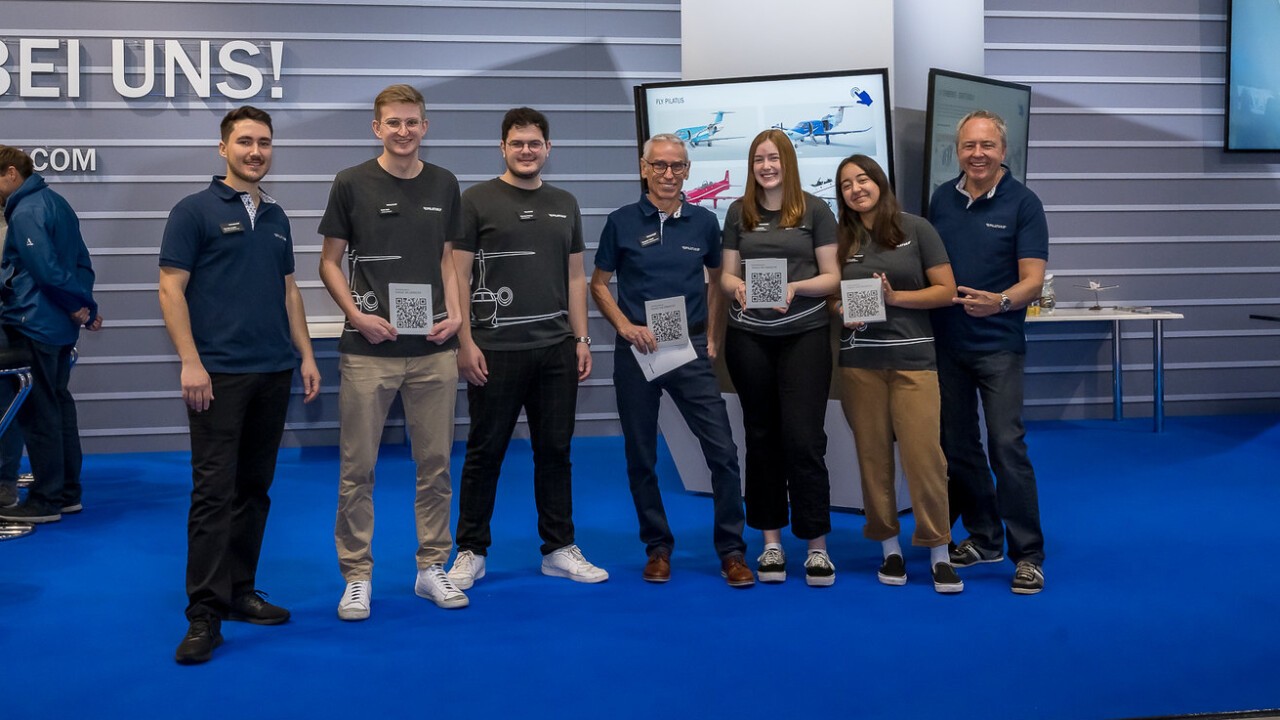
[447,107,607,587]
[318,84,467,619]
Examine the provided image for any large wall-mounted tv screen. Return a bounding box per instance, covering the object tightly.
[922,68,1031,214]
[1226,0,1280,151]
[634,68,894,223]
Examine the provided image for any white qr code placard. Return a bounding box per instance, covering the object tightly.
[644,296,688,348]
[388,283,435,336]
[840,278,886,324]
[744,258,787,309]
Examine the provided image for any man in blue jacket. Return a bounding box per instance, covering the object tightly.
[0,145,102,524]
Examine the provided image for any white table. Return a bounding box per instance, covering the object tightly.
[1026,307,1183,432]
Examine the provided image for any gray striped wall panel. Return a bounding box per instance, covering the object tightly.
[985,2,1280,419]
[4,0,679,452]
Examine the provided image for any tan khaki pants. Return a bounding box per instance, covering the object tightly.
[838,367,951,548]
[335,351,458,579]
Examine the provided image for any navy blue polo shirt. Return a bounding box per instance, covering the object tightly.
[595,193,721,332]
[929,169,1049,353]
[160,176,298,374]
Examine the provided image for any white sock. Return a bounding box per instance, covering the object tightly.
[881,537,902,559]
[930,545,949,567]
[764,542,782,552]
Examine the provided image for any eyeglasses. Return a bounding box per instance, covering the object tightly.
[380,118,423,131]
[506,140,546,151]
[644,160,689,175]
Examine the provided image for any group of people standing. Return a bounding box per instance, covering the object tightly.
[611,112,1047,605]
[10,83,1047,665]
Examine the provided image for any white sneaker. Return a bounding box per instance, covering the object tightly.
[337,580,371,621]
[540,544,609,583]
[447,549,486,590]
[414,565,469,609]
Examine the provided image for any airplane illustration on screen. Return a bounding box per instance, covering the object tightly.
[673,111,740,147]
[685,170,735,208]
[775,105,872,146]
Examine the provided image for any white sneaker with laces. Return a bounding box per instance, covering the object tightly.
[540,544,609,583]
[447,549,486,590]
[337,580,371,621]
[414,565,470,609]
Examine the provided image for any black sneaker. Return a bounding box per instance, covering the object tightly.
[932,562,964,594]
[804,550,836,587]
[228,590,291,625]
[877,554,907,586]
[61,499,83,514]
[0,502,61,524]
[0,484,17,509]
[175,617,223,665]
[756,547,786,583]
[949,539,1004,567]
[1011,561,1044,595]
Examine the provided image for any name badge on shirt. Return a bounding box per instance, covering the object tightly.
[219,221,244,234]
[379,203,400,216]
[639,231,661,247]
[518,209,537,222]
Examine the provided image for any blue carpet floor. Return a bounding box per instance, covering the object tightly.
[2,415,1278,720]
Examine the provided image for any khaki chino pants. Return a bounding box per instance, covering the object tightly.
[837,367,951,548]
[335,351,458,580]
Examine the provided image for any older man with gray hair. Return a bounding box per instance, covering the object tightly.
[590,133,753,587]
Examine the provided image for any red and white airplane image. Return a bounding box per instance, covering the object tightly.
[685,170,734,208]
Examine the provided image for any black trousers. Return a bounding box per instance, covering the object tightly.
[724,325,832,540]
[455,338,578,557]
[3,328,80,512]
[185,370,292,620]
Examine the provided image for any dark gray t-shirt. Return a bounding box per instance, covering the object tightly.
[318,158,463,357]
[457,178,584,350]
[838,213,950,370]
[722,192,837,336]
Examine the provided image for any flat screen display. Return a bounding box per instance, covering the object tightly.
[1226,0,1280,151]
[634,68,894,223]
[922,68,1031,214]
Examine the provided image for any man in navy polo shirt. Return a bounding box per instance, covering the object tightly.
[590,133,753,587]
[159,106,321,664]
[928,110,1049,595]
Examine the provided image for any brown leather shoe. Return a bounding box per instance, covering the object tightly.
[643,551,671,583]
[721,555,756,588]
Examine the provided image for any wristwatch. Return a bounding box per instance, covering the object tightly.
[575,336,592,346]
[998,293,1012,313]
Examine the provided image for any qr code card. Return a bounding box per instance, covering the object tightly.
[744,258,787,309]
[644,295,688,348]
[388,283,435,336]
[840,278,886,324]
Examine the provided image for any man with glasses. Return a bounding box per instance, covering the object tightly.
[318,84,467,620]
[447,107,607,587]
[590,134,753,587]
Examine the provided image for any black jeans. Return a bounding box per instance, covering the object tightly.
[613,334,746,560]
[723,325,832,540]
[937,346,1045,565]
[455,338,577,557]
[3,328,80,511]
[185,370,292,620]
